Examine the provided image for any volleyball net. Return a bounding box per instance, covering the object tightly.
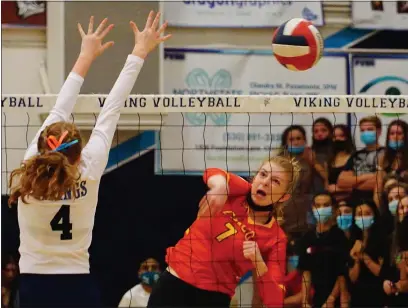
[1,94,407,193]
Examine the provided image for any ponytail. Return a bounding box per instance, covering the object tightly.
[9,152,79,206]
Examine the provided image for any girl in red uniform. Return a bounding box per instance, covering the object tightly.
[148,155,301,307]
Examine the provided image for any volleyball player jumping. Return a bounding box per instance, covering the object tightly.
[148,157,301,307]
[8,12,171,307]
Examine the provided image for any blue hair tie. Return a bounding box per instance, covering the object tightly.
[52,139,79,152]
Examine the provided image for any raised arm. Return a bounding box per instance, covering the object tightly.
[24,17,114,160]
[198,168,251,218]
[81,11,171,179]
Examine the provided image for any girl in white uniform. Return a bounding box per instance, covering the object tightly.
[8,11,171,307]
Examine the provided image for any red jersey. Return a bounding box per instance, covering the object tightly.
[166,168,287,307]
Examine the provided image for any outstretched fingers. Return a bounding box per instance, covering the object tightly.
[87,16,94,34]
[77,23,86,38]
[101,41,115,53]
[145,10,155,29]
[95,17,108,36]
[130,21,139,34]
[99,23,114,39]
[151,12,161,30]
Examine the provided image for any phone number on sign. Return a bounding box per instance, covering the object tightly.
[222,132,282,142]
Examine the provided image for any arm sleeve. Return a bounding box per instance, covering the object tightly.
[81,55,144,179]
[202,168,251,196]
[24,72,84,160]
[256,238,287,308]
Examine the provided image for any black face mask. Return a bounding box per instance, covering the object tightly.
[246,192,274,212]
[313,138,331,147]
[333,140,347,152]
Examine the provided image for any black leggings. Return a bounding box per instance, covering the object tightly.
[147,270,231,308]
[19,274,101,307]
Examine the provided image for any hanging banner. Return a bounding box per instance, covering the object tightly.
[163,1,324,27]
[352,55,408,148]
[1,1,46,28]
[157,48,348,174]
[352,1,408,30]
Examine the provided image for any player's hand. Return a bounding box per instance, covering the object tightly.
[130,11,172,59]
[197,185,228,218]
[77,16,114,60]
[383,280,394,295]
[243,241,263,264]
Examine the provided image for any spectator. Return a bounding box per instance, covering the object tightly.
[312,117,334,193]
[1,255,19,308]
[380,119,408,178]
[349,201,389,307]
[381,183,408,236]
[118,258,161,308]
[375,120,408,207]
[283,239,313,307]
[338,116,384,206]
[279,125,315,238]
[327,124,355,202]
[297,192,349,307]
[383,196,408,305]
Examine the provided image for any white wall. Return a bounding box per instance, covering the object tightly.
[1,28,47,94]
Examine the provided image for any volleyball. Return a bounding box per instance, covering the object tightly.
[272,18,324,71]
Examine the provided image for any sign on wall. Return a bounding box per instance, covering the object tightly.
[157,48,348,174]
[1,1,46,28]
[163,1,324,27]
[352,1,408,30]
[352,55,408,149]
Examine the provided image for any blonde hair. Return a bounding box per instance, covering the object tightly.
[258,151,302,225]
[9,122,83,205]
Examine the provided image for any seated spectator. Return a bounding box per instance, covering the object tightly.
[375,119,408,209]
[311,117,334,193]
[349,201,389,307]
[298,192,349,307]
[383,196,408,305]
[1,255,19,308]
[382,183,408,235]
[338,116,385,206]
[327,124,355,202]
[118,258,161,308]
[380,119,408,179]
[279,125,314,237]
[283,239,314,307]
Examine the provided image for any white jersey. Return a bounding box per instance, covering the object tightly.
[18,55,144,274]
[118,284,151,308]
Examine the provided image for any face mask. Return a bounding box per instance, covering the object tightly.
[313,138,330,147]
[389,140,404,150]
[389,200,399,215]
[287,145,305,154]
[355,216,374,230]
[140,271,160,286]
[287,255,299,269]
[360,131,377,145]
[333,140,347,152]
[337,214,353,231]
[313,207,332,223]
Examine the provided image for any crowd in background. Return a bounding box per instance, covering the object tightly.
[235,115,408,308]
[2,116,408,308]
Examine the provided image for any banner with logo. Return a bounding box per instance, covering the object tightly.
[1,1,46,28]
[352,1,408,29]
[157,48,348,174]
[163,1,324,27]
[352,55,408,149]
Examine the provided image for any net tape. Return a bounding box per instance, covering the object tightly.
[2,94,408,113]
